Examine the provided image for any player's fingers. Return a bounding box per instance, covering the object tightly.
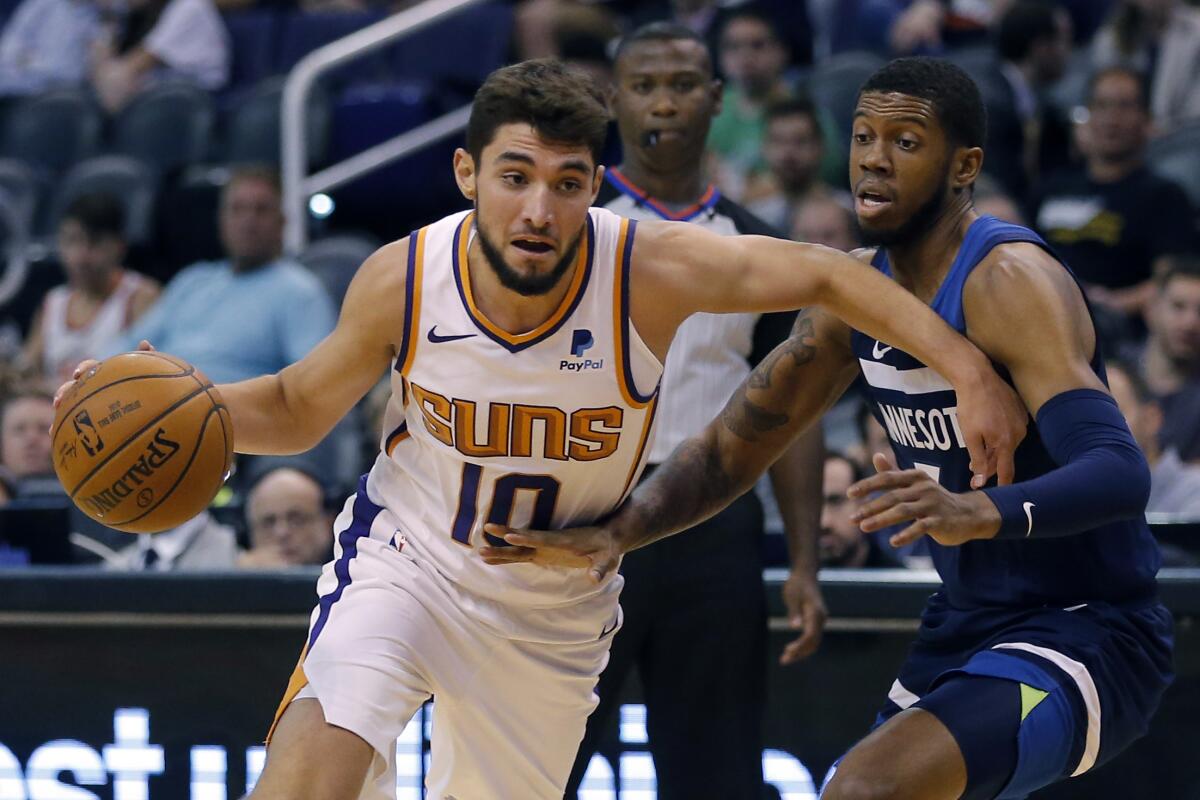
[589,551,620,583]
[483,524,553,550]
[889,518,932,548]
[872,452,896,473]
[965,432,989,490]
[781,628,821,665]
[995,443,1017,487]
[71,359,99,380]
[478,545,536,565]
[851,486,923,522]
[847,469,920,499]
[858,499,927,532]
[137,340,156,352]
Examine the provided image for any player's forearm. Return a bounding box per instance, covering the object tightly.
[609,422,760,553]
[807,245,992,391]
[218,373,333,455]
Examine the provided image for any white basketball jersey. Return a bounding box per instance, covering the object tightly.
[363,207,662,641]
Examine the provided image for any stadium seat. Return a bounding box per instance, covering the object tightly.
[276,10,387,84]
[223,10,282,96]
[112,83,216,174]
[807,51,886,142]
[299,233,379,304]
[45,156,158,245]
[155,165,228,280]
[1148,121,1200,211]
[324,81,449,231]
[389,2,514,94]
[222,77,330,167]
[0,158,44,236]
[0,88,102,174]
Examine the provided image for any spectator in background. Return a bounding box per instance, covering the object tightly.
[90,0,229,113]
[706,8,792,198]
[974,178,1028,225]
[820,452,903,568]
[857,0,994,56]
[791,193,859,252]
[747,96,849,232]
[106,166,342,486]
[984,0,1073,202]
[1091,0,1200,133]
[238,466,332,568]
[106,511,239,570]
[1131,256,1200,462]
[0,0,100,96]
[628,0,813,68]
[1107,358,1200,516]
[24,193,159,383]
[1033,66,1196,340]
[0,386,56,499]
[109,166,335,385]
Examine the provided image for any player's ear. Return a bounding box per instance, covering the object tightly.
[590,165,605,203]
[453,148,477,202]
[953,146,983,191]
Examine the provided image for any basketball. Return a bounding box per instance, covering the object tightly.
[51,351,234,534]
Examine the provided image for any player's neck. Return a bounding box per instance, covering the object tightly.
[885,200,977,303]
[465,237,579,335]
[616,160,709,206]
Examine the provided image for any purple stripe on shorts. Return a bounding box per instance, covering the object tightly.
[308,474,383,649]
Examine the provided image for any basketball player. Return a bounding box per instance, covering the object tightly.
[57,60,1024,800]
[568,23,824,798]
[486,58,1175,800]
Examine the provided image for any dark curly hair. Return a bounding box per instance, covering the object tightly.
[466,59,609,166]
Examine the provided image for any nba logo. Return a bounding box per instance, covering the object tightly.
[571,329,594,358]
[73,410,104,457]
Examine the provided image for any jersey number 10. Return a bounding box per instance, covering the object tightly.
[451,463,562,546]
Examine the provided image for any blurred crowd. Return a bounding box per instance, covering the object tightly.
[0,0,1197,570]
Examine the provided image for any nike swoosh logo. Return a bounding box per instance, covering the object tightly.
[872,340,893,359]
[1023,501,1036,537]
[427,326,476,344]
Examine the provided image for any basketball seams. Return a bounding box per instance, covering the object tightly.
[51,357,196,441]
[110,402,224,530]
[64,383,210,499]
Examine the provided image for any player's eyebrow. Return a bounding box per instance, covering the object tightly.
[496,151,592,175]
[853,110,930,128]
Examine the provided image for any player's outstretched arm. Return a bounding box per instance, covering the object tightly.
[481,307,860,580]
[631,221,1026,488]
[217,241,408,455]
[849,242,1152,547]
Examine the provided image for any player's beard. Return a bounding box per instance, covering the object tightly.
[859,169,952,249]
[476,207,584,298]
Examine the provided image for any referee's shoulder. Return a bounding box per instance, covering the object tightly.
[712,196,787,239]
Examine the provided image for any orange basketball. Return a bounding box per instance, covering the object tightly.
[51,351,234,534]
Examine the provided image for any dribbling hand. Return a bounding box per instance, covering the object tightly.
[52,341,156,413]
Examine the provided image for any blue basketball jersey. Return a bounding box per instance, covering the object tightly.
[850,215,1161,609]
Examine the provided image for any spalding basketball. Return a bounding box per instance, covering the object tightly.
[51,351,234,534]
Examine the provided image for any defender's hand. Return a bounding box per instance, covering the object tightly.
[849,453,1002,548]
[780,569,826,665]
[954,367,1027,489]
[479,523,622,583]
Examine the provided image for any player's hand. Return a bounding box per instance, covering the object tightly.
[52,341,156,411]
[848,453,1002,548]
[478,523,622,583]
[954,366,1027,489]
[780,569,826,665]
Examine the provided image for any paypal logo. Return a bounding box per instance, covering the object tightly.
[563,329,602,372]
[571,329,594,357]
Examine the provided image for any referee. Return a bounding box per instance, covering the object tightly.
[567,22,827,800]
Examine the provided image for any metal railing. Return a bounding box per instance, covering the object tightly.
[281,0,485,254]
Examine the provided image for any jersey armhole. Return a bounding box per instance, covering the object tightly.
[613,218,661,407]
[395,228,426,376]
